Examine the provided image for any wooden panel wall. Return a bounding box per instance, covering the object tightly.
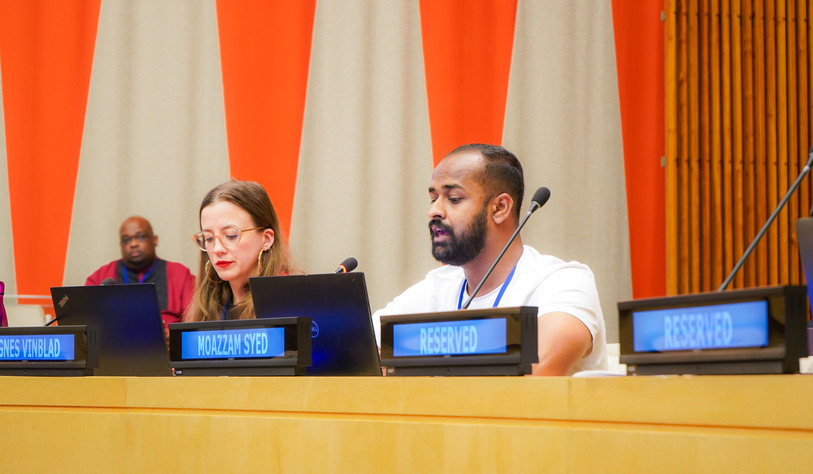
[667,0,813,294]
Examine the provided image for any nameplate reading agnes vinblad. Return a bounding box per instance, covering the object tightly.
[392,318,507,357]
[0,334,76,361]
[180,327,285,360]
[632,300,769,352]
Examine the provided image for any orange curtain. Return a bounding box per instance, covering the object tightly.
[0,0,101,304]
[612,0,667,298]
[419,0,518,164]
[216,0,316,237]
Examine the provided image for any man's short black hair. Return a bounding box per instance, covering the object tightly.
[447,143,525,220]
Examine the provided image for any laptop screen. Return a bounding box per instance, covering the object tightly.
[249,272,381,376]
[796,217,813,314]
[50,284,171,376]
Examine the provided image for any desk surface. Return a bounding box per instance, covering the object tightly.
[2,375,813,472]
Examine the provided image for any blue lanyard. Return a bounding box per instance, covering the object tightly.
[221,301,231,320]
[122,261,156,284]
[457,263,517,310]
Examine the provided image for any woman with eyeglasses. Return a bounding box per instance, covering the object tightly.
[185,180,296,321]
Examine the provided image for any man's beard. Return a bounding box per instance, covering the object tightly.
[429,206,488,266]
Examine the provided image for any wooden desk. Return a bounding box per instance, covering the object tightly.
[1,375,812,472]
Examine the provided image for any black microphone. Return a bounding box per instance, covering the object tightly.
[461,187,551,309]
[719,145,813,291]
[335,257,358,273]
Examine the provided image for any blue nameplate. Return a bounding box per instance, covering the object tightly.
[618,286,808,375]
[179,327,285,360]
[380,306,538,376]
[0,334,76,361]
[392,318,506,357]
[168,317,312,376]
[0,325,97,376]
[632,300,768,352]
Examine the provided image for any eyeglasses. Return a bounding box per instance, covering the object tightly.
[192,227,264,251]
[120,234,152,246]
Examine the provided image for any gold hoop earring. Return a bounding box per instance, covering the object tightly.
[257,248,267,274]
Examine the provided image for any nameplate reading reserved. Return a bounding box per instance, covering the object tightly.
[632,300,769,352]
[392,318,507,357]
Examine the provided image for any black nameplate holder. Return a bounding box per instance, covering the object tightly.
[169,317,312,376]
[380,306,538,376]
[619,285,808,375]
[0,325,98,376]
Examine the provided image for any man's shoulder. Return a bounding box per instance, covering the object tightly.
[424,263,464,281]
[519,245,594,277]
[388,264,462,299]
[520,245,563,264]
[160,259,196,289]
[93,259,121,272]
[373,264,464,320]
[404,263,465,294]
[85,260,120,285]
[161,258,194,274]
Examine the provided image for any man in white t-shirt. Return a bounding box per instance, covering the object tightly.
[373,144,607,375]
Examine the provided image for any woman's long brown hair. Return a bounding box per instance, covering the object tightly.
[185,180,295,321]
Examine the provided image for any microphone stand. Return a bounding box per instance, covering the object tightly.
[718,146,813,291]
[461,202,541,309]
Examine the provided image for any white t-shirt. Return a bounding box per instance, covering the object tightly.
[372,245,607,374]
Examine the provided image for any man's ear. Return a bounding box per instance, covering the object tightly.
[491,193,514,225]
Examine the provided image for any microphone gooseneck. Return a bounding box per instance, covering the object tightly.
[719,145,813,291]
[461,186,550,309]
[335,257,359,274]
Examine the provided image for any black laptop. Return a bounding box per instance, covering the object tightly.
[796,217,813,355]
[249,272,381,376]
[796,218,813,304]
[50,283,171,376]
